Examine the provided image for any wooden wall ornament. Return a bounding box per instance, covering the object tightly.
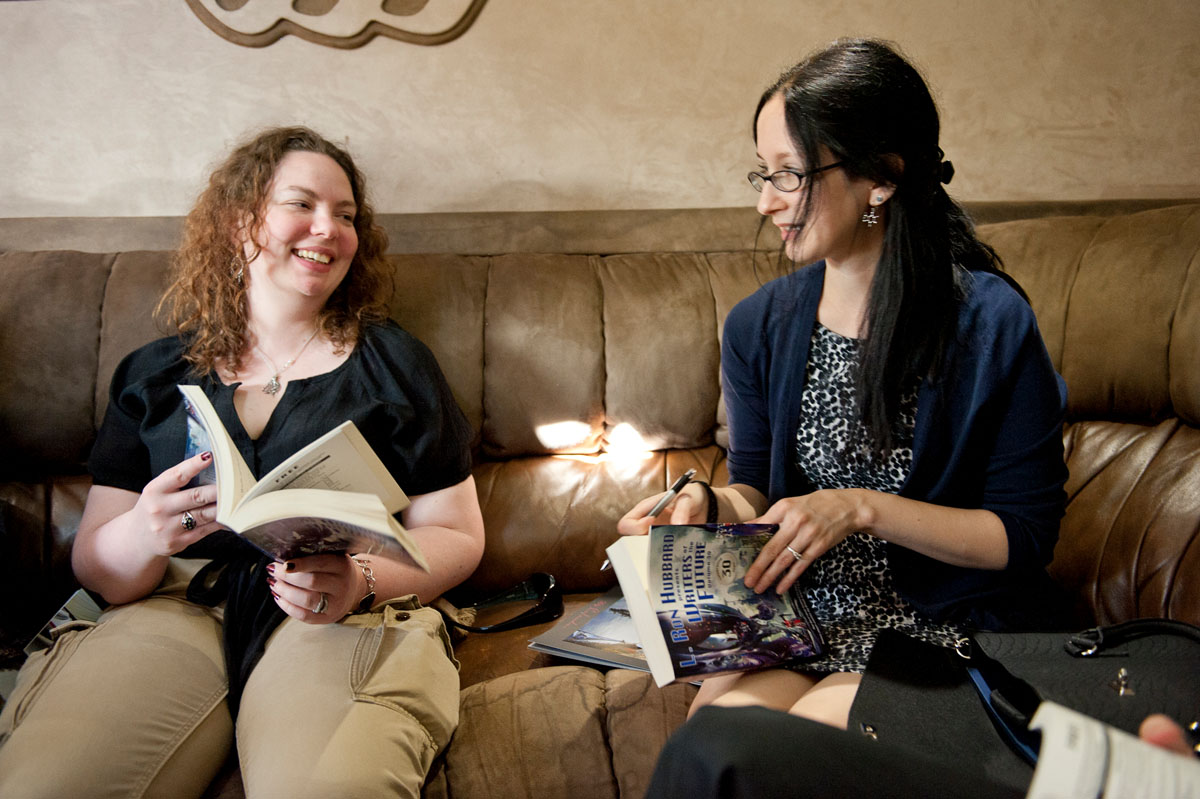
[185,0,488,48]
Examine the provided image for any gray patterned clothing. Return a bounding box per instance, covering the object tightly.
[789,324,961,674]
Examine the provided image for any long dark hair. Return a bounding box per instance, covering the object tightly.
[757,38,1016,458]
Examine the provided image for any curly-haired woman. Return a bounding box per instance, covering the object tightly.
[0,126,483,798]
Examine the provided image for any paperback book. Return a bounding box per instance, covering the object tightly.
[605,523,825,687]
[180,384,427,568]
[1026,701,1200,798]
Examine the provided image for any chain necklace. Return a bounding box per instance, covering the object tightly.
[254,327,320,396]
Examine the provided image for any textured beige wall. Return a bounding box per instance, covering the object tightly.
[1,1,1197,217]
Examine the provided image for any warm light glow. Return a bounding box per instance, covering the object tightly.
[534,420,593,450]
[540,421,656,466]
[602,422,658,467]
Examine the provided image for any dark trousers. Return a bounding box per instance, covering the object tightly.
[645,706,1026,799]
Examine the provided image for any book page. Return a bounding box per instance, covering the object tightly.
[234,489,428,569]
[605,534,677,686]
[1026,701,1200,799]
[242,421,409,514]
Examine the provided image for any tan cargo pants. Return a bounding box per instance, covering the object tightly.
[0,560,460,799]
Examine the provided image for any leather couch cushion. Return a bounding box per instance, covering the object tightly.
[95,252,176,427]
[428,666,694,799]
[482,255,605,457]
[1055,419,1200,625]
[984,205,1200,424]
[390,254,489,440]
[0,251,112,476]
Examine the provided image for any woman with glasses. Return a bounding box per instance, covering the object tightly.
[0,127,484,798]
[618,38,1069,731]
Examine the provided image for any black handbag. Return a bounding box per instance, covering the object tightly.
[963,619,1200,764]
[849,620,1200,790]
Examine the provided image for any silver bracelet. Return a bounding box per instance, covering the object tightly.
[349,555,377,613]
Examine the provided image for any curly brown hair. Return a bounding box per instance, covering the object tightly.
[158,126,393,376]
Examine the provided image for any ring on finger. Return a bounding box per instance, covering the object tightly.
[785,545,806,562]
[313,592,328,615]
[181,510,197,531]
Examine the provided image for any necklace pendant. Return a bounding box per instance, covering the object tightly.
[262,375,281,396]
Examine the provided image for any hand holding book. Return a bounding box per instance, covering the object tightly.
[606,523,825,687]
[179,385,428,570]
[132,449,222,556]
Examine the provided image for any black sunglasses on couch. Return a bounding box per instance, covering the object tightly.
[440,572,563,634]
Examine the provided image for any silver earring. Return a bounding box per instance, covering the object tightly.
[231,254,245,283]
[861,207,880,227]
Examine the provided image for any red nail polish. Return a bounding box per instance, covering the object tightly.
[266,576,276,587]
[266,563,276,574]
[271,591,280,601]
[201,451,212,462]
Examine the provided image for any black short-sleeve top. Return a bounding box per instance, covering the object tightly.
[90,321,474,537]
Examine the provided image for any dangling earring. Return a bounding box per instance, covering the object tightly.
[231,254,245,284]
[862,195,885,227]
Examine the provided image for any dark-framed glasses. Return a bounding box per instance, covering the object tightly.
[747,161,844,192]
[440,572,563,633]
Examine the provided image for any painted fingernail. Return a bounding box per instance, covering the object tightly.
[266,563,276,574]
[201,451,212,462]
[270,591,280,601]
[266,576,276,587]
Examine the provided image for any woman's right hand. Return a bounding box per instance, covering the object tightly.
[129,451,222,556]
[617,484,710,537]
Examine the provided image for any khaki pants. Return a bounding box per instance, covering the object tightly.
[0,560,460,799]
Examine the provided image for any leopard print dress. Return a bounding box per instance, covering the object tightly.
[787,324,961,674]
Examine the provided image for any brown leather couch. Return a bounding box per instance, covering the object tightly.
[1,201,1198,798]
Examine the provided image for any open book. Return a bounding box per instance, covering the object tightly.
[179,384,427,569]
[1026,702,1200,798]
[605,524,824,687]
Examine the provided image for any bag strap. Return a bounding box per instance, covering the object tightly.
[1064,618,1200,657]
[956,637,1045,765]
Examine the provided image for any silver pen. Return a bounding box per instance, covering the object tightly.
[647,468,697,519]
[600,468,698,572]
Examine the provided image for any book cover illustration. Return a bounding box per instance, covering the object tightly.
[650,524,825,681]
[529,586,647,672]
[24,588,105,656]
[183,395,218,485]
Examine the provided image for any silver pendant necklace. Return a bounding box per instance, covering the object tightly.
[254,327,320,396]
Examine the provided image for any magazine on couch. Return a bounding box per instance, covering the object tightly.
[528,586,649,672]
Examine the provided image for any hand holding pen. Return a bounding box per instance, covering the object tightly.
[646,468,697,519]
[604,468,698,570]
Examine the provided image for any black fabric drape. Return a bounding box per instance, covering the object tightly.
[186,541,286,719]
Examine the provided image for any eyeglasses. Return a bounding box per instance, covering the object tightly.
[440,572,563,633]
[747,161,844,193]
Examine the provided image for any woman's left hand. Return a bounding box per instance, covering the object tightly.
[267,554,365,624]
[744,489,869,595]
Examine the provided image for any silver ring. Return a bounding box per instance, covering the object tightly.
[785,545,805,562]
[313,593,328,615]
[181,510,196,531]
